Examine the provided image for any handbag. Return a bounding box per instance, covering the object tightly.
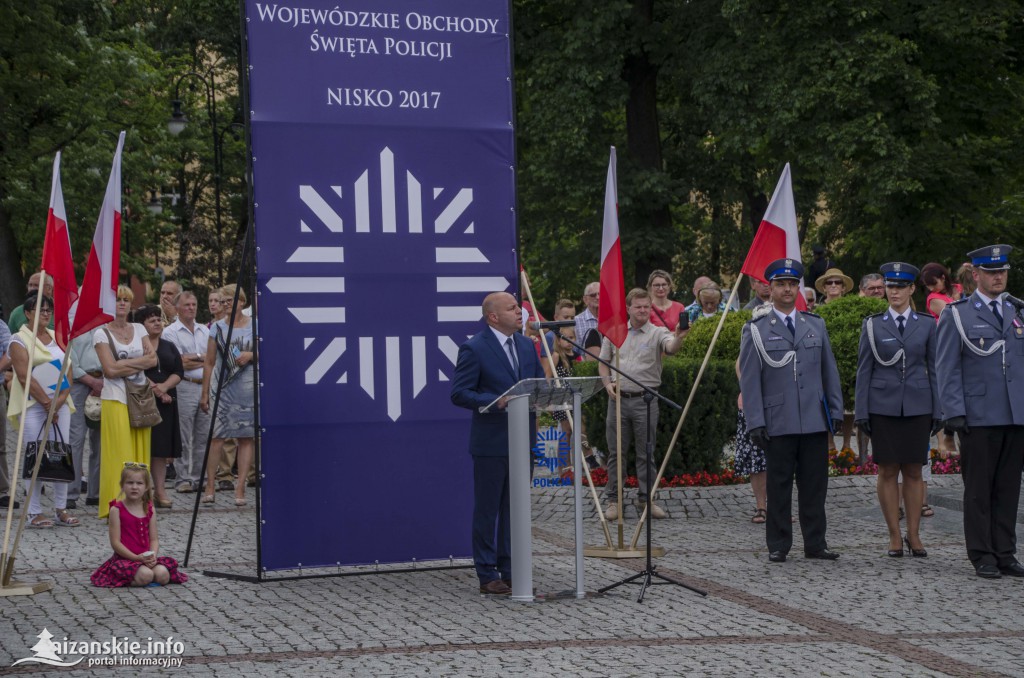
[23,423,75,483]
[103,328,162,429]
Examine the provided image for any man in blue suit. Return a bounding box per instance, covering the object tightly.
[451,292,545,595]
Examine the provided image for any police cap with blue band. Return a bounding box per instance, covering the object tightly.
[764,258,804,282]
[967,244,1012,271]
[879,261,919,287]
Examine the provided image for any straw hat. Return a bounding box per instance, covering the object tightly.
[814,268,854,294]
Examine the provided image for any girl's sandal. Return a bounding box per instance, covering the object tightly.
[29,514,55,528]
[55,510,80,527]
[201,494,215,504]
[751,508,767,524]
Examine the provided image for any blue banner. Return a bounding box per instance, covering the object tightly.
[244,0,516,570]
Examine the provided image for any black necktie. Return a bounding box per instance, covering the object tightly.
[991,300,1003,325]
[897,316,905,336]
[506,337,519,376]
[785,316,795,337]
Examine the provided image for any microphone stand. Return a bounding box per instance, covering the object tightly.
[553,329,707,602]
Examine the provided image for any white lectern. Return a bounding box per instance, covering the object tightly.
[482,376,605,602]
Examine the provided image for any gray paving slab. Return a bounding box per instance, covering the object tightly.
[0,471,1021,677]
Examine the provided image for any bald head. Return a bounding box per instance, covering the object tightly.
[482,292,522,335]
[691,276,712,298]
[27,272,53,296]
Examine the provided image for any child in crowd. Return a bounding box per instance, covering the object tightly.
[91,463,188,588]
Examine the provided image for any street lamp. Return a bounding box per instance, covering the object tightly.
[167,100,188,136]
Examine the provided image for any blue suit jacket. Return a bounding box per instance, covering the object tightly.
[450,329,545,457]
[855,311,940,421]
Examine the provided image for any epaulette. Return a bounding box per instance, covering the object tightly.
[949,297,970,305]
[798,310,822,318]
[863,311,885,320]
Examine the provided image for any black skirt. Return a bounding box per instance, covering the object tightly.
[869,413,930,465]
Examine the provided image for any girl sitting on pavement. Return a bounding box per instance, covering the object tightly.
[91,463,188,588]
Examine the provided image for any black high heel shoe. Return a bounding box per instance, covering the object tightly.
[887,544,904,558]
[904,535,927,558]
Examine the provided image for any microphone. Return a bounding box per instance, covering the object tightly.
[529,320,575,331]
[1004,294,1024,311]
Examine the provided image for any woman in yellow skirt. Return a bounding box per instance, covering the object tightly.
[93,287,157,518]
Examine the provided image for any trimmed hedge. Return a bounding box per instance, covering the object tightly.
[815,295,888,407]
[676,309,752,362]
[576,357,739,475]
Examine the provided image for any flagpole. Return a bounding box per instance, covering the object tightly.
[629,273,745,549]
[0,275,49,585]
[519,270,613,547]
[614,353,624,547]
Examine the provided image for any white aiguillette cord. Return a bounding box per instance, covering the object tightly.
[951,303,1006,373]
[748,322,797,381]
[866,317,905,377]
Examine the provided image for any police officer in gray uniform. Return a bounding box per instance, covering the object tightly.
[854,262,939,558]
[936,244,1024,578]
[740,258,844,562]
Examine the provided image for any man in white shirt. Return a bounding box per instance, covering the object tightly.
[574,282,600,359]
[163,291,211,493]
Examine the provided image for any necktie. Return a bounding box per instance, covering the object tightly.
[785,316,795,337]
[991,300,1003,326]
[897,316,905,336]
[506,337,519,376]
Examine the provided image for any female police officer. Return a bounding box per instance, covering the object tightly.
[855,263,940,557]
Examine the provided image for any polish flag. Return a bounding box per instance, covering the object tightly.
[40,152,78,349]
[598,147,628,347]
[71,132,124,339]
[739,163,807,310]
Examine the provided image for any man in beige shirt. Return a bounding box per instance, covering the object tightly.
[599,288,687,519]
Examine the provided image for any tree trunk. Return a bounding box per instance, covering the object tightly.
[0,204,26,319]
[623,0,672,287]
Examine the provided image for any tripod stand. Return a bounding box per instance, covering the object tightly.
[556,329,707,601]
[597,390,707,601]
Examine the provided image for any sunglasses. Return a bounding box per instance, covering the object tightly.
[824,280,844,286]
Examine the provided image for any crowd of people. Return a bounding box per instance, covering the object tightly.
[1,276,256,586]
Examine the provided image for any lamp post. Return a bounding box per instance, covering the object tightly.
[168,68,228,286]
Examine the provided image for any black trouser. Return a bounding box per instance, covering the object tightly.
[765,432,829,554]
[959,426,1024,568]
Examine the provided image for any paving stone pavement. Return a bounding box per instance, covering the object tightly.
[1,473,1022,677]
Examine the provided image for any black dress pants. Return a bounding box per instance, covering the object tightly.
[765,432,829,554]
[959,426,1024,568]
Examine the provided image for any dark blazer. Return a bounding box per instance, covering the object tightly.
[739,309,843,436]
[450,328,545,457]
[855,310,940,421]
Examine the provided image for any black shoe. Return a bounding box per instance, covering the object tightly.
[805,549,840,560]
[903,536,927,558]
[976,564,1002,579]
[998,562,1024,577]
[85,498,99,506]
[768,551,787,563]
[887,548,904,558]
[65,499,77,510]
[0,495,20,510]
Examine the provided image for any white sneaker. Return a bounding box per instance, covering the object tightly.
[605,504,618,521]
[650,503,667,519]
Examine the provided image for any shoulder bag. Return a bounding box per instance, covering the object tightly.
[103,328,162,429]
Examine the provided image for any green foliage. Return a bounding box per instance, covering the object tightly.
[816,295,889,407]
[576,357,739,475]
[676,310,752,362]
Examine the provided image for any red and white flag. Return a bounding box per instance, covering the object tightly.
[40,152,78,349]
[71,131,124,339]
[598,147,628,347]
[740,163,807,310]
